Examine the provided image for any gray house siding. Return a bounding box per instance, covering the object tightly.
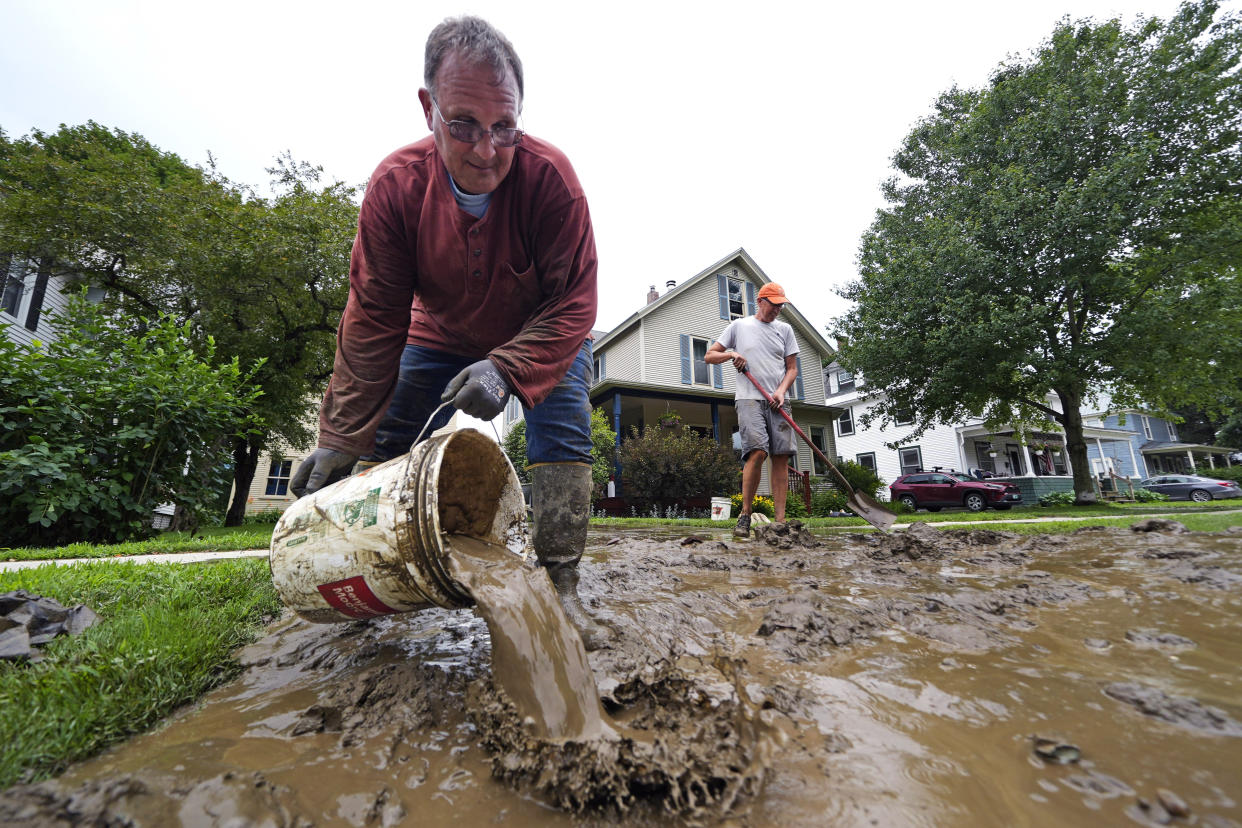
[0,259,78,349]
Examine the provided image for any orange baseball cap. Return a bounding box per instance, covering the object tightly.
[757,283,790,304]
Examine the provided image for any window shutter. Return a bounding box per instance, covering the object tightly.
[717,273,728,320]
[794,355,804,399]
[679,334,691,384]
[746,282,757,316]
[712,362,723,389]
[24,261,50,332]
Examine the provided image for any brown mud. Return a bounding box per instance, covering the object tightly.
[3,521,1241,826]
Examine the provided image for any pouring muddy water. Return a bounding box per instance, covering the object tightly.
[268,428,611,741]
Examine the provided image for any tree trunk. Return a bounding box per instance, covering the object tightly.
[225,434,263,526]
[1056,386,1097,505]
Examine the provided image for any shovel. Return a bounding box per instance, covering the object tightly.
[739,367,896,533]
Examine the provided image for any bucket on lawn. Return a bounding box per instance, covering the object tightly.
[269,429,526,624]
[710,497,732,521]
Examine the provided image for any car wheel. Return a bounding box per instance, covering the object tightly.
[1189,489,1211,503]
[899,494,918,511]
[964,493,987,512]
[926,506,942,512]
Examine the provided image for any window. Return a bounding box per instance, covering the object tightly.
[0,258,24,318]
[837,406,854,437]
[1141,416,1153,440]
[265,459,293,496]
[593,357,602,384]
[727,278,745,319]
[895,408,914,426]
[899,446,923,476]
[856,452,877,473]
[809,426,829,475]
[1166,420,1178,441]
[836,369,855,393]
[504,394,522,425]
[691,337,711,385]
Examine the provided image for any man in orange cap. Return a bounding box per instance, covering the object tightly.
[705,282,799,538]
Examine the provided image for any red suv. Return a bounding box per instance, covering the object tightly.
[890,472,1022,513]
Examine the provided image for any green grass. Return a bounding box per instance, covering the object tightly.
[1,525,274,563]
[0,558,281,788]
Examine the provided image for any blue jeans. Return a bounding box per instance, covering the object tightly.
[365,341,594,466]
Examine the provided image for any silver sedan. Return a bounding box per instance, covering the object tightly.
[1138,474,1242,502]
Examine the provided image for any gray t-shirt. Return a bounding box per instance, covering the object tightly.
[716,316,798,401]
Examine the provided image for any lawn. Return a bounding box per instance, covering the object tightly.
[2,525,275,563]
[0,558,281,788]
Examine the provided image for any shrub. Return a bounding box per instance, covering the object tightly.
[1133,488,1169,503]
[811,489,849,516]
[835,461,885,498]
[1038,491,1076,507]
[619,422,739,511]
[784,493,808,519]
[731,493,775,518]
[1195,465,1242,485]
[0,296,260,546]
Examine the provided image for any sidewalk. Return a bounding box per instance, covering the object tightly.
[4,509,1237,574]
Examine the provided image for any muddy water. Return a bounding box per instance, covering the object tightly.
[2,522,1241,826]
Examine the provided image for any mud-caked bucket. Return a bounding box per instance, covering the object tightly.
[270,429,527,623]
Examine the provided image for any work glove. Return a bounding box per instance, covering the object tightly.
[290,448,358,498]
[442,359,510,420]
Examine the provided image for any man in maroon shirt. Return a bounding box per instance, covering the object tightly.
[291,16,608,649]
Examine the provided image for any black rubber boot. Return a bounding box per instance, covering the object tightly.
[531,463,613,651]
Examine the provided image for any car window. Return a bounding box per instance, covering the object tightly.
[930,475,953,484]
[904,474,930,484]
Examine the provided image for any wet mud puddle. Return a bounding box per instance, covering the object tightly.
[2,522,1241,826]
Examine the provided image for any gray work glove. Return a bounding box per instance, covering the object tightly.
[290,448,358,498]
[442,359,510,420]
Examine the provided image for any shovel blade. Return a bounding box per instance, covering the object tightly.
[847,492,898,533]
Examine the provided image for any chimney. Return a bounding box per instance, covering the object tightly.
[665,280,676,292]
[647,285,659,305]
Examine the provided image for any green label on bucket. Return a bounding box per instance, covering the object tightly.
[286,535,308,547]
[326,487,382,529]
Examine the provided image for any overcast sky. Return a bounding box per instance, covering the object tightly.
[3,0,1233,341]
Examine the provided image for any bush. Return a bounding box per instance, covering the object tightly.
[732,493,775,518]
[1133,488,1169,503]
[619,422,739,510]
[784,492,808,519]
[1038,491,1076,507]
[1195,465,1242,484]
[811,488,850,516]
[834,462,885,498]
[0,296,259,546]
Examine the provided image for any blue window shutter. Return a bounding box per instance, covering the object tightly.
[712,362,723,389]
[746,282,757,316]
[679,334,691,384]
[794,355,804,399]
[717,273,728,320]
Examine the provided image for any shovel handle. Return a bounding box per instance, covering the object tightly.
[738,367,854,495]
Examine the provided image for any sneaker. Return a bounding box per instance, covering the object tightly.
[733,513,751,538]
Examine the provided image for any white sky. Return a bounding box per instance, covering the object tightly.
[3,0,1231,343]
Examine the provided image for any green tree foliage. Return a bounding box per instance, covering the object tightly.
[834,462,884,499]
[0,296,259,545]
[500,408,618,501]
[0,124,357,525]
[618,422,740,510]
[835,2,1242,504]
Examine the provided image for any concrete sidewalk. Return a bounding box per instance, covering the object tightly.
[1,549,269,573]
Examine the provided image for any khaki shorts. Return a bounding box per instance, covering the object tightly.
[736,399,796,460]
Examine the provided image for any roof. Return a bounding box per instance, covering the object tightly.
[593,247,836,359]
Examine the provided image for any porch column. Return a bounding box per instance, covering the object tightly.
[1019,439,1035,477]
[1187,450,1195,473]
[1059,431,1072,476]
[612,393,623,495]
[1207,453,1216,470]
[1128,440,1142,478]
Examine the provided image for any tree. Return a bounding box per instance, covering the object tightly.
[500,408,618,502]
[835,1,1242,503]
[0,295,259,545]
[0,125,357,523]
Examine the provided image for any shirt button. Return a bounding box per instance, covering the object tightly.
[473,270,481,278]
[473,249,482,257]
[470,228,479,237]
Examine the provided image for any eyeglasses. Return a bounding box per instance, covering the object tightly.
[431,97,524,148]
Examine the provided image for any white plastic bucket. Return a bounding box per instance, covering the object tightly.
[710,497,732,521]
[269,429,526,623]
